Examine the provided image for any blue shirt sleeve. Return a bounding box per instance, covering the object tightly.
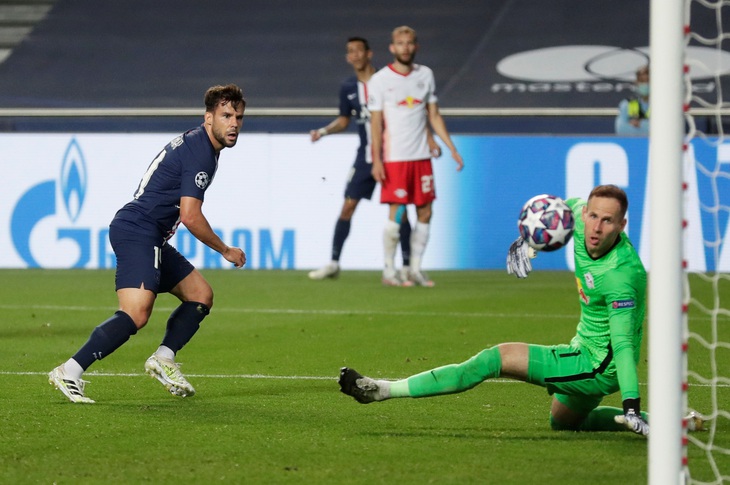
[179,130,217,201]
[338,80,351,117]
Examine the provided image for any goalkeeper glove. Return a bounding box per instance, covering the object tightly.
[614,398,650,436]
[506,237,536,279]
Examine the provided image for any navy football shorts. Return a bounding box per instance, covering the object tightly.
[344,161,377,200]
[110,224,194,294]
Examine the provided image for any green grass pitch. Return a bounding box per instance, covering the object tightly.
[0,269,726,484]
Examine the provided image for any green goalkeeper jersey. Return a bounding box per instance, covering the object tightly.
[565,198,647,400]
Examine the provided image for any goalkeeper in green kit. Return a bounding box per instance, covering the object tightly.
[340,185,654,435]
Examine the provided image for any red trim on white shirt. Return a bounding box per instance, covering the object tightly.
[387,63,412,77]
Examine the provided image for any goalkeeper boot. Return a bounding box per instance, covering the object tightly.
[48,365,95,404]
[308,262,340,280]
[409,270,435,287]
[685,411,707,432]
[144,354,196,397]
[338,367,385,404]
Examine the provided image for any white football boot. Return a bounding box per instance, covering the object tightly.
[308,262,340,280]
[382,268,412,287]
[685,411,707,432]
[144,354,196,397]
[48,364,95,404]
[409,270,435,287]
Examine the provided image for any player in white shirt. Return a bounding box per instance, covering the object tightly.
[369,25,464,287]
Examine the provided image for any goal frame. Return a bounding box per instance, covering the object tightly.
[648,0,686,483]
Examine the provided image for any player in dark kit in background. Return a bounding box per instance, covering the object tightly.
[308,36,441,282]
[49,84,247,403]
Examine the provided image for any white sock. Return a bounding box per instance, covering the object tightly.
[63,358,84,379]
[410,223,430,272]
[155,345,175,361]
[383,220,400,271]
[376,380,393,400]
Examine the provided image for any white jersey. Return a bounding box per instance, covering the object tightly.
[368,63,437,163]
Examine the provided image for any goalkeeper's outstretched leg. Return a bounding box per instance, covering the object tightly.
[338,346,506,403]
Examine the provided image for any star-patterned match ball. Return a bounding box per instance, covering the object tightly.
[517,194,575,252]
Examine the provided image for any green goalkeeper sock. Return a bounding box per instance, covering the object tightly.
[392,347,502,398]
[572,406,650,431]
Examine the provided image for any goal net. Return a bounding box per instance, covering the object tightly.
[683,0,730,483]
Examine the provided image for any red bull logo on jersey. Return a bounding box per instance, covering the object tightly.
[584,271,595,289]
[397,96,423,108]
[576,277,590,304]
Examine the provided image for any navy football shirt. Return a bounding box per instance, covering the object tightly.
[339,75,371,164]
[113,125,219,242]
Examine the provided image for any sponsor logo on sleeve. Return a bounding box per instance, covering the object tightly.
[194,171,210,189]
[612,299,636,309]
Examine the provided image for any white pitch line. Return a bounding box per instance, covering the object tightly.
[0,303,579,320]
[2,371,334,380]
[2,303,724,322]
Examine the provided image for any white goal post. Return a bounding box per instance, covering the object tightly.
[648,0,686,484]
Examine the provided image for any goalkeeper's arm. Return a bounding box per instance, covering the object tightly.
[608,302,648,436]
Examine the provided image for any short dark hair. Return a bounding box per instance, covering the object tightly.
[347,36,370,51]
[588,184,629,219]
[204,84,246,112]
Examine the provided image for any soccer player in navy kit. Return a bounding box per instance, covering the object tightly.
[49,84,246,403]
[308,37,440,282]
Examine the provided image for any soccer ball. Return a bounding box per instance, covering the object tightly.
[517,194,575,252]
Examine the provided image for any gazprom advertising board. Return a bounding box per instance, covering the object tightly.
[1,133,728,271]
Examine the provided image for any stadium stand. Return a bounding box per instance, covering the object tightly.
[0,1,722,132]
[0,0,55,64]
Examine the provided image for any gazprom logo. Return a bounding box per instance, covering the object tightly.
[61,139,87,222]
[11,137,91,268]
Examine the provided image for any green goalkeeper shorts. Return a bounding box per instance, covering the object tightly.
[527,343,620,415]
